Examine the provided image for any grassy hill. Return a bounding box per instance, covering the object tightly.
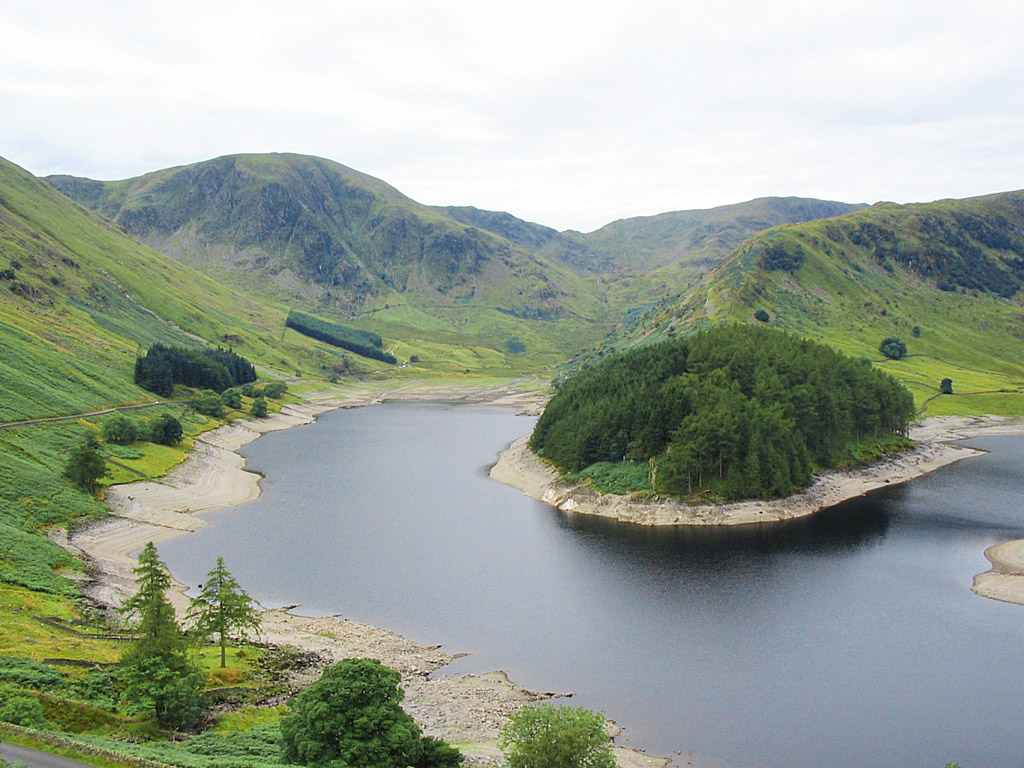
[46,153,615,367]
[579,196,866,273]
[48,156,871,369]
[614,192,1024,416]
[0,156,410,421]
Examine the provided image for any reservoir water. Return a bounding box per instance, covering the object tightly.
[158,403,1024,768]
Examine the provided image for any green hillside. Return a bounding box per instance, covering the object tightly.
[48,157,871,368]
[46,153,613,365]
[580,196,866,273]
[622,192,1024,416]
[0,156,393,421]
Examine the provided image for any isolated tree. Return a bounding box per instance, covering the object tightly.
[64,436,107,494]
[221,388,242,409]
[263,381,288,399]
[102,412,139,444]
[280,658,461,768]
[754,308,770,323]
[148,412,183,445]
[879,337,908,360]
[187,557,260,668]
[499,704,615,768]
[250,396,268,418]
[194,389,225,418]
[119,542,204,731]
[940,378,954,394]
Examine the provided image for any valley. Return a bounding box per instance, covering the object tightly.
[1,148,1023,768]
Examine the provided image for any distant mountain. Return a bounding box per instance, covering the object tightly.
[579,197,866,272]
[435,197,865,275]
[46,153,598,327]
[610,192,1024,413]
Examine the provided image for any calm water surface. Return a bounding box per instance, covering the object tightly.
[159,403,1024,768]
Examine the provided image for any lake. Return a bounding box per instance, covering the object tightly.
[158,402,1024,768]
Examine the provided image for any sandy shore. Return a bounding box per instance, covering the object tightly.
[491,416,1024,606]
[64,381,668,768]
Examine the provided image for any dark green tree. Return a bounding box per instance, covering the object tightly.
[280,658,462,768]
[102,412,140,444]
[119,542,204,731]
[879,337,908,360]
[187,557,260,668]
[221,388,242,409]
[194,389,225,418]
[263,381,288,399]
[63,436,107,495]
[148,413,183,446]
[754,309,770,322]
[498,704,615,768]
[251,397,268,418]
[940,378,954,394]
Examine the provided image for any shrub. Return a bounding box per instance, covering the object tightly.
[263,381,287,399]
[147,413,183,446]
[499,704,614,768]
[754,309,770,323]
[102,412,140,444]
[250,397,268,418]
[221,388,242,409]
[879,337,908,360]
[194,390,225,418]
[0,695,49,728]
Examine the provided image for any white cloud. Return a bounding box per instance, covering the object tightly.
[2,0,1024,230]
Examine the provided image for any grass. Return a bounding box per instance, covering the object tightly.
[0,585,122,664]
[568,461,653,495]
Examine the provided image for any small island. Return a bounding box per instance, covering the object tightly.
[531,326,914,496]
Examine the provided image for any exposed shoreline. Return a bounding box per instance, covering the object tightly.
[64,381,667,768]
[490,415,1024,605]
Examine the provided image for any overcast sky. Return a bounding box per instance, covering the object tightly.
[4,0,1024,231]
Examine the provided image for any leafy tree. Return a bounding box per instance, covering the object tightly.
[221,388,242,409]
[194,389,226,418]
[754,309,770,322]
[147,413,183,445]
[499,704,615,768]
[912,325,922,337]
[940,378,954,394]
[879,337,908,360]
[187,557,261,668]
[280,658,462,768]
[263,381,288,399]
[63,436,107,495]
[102,412,140,444]
[251,397,268,418]
[119,542,204,731]
[240,383,260,398]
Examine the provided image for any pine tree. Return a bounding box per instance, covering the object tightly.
[187,557,261,668]
[119,542,204,731]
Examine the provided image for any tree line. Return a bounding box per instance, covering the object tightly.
[286,309,396,364]
[134,343,257,397]
[530,324,916,500]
